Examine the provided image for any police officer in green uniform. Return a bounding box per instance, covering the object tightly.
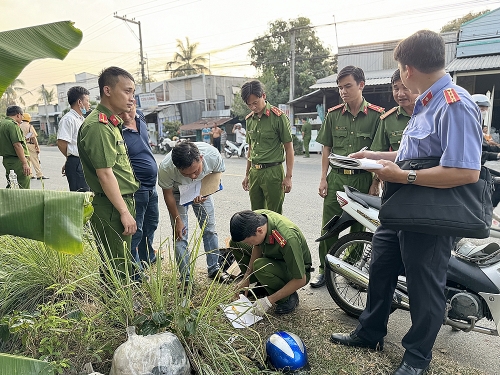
[0,106,31,189]
[230,209,312,315]
[311,66,384,288]
[301,119,312,157]
[77,67,139,278]
[241,80,294,214]
[371,69,418,152]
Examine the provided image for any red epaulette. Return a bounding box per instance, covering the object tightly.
[245,111,254,120]
[270,106,283,116]
[109,115,120,127]
[98,113,108,124]
[368,103,385,113]
[271,229,287,248]
[380,106,398,120]
[328,103,344,113]
[443,88,461,104]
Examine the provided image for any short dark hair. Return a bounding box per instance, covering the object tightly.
[391,69,401,85]
[67,86,90,106]
[393,30,445,74]
[6,105,22,116]
[98,66,135,96]
[241,80,265,104]
[230,210,267,242]
[337,65,365,85]
[171,141,201,170]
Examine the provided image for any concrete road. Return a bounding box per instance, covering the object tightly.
[2,146,499,373]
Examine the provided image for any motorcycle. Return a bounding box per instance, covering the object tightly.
[224,140,248,158]
[317,185,500,336]
[158,137,176,154]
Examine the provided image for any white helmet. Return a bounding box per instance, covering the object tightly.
[471,94,491,108]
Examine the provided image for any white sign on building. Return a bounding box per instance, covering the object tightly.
[137,93,158,108]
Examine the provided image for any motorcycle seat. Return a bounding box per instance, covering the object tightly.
[344,185,381,210]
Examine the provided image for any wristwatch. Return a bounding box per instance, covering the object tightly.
[407,170,417,184]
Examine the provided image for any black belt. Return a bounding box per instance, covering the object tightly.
[252,162,282,170]
[330,166,369,175]
[68,155,80,158]
[95,192,134,199]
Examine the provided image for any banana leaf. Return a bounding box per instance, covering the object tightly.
[0,21,82,97]
[0,190,93,255]
[0,353,54,375]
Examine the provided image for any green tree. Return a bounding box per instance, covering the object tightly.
[166,37,209,78]
[440,10,489,32]
[1,78,28,107]
[230,92,250,121]
[249,17,335,105]
[38,86,55,105]
[163,119,181,138]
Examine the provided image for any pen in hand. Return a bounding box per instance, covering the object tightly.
[358,146,368,152]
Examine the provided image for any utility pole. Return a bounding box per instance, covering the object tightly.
[114,13,147,93]
[289,28,296,125]
[41,84,51,136]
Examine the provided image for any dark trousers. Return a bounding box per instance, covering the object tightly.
[131,188,159,264]
[213,137,221,152]
[65,155,89,192]
[354,226,453,368]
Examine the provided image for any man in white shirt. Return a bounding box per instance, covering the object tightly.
[57,86,91,191]
[158,141,228,285]
[232,123,246,145]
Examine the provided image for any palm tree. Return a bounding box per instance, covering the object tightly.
[37,86,55,105]
[166,37,209,78]
[2,79,28,106]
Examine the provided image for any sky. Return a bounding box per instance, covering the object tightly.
[2,0,499,107]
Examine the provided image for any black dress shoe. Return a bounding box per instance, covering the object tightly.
[330,331,384,351]
[392,361,428,375]
[310,273,326,288]
[37,176,49,180]
[275,291,299,314]
[208,270,231,284]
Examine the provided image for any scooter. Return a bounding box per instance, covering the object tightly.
[317,185,500,336]
[158,137,176,154]
[224,140,248,158]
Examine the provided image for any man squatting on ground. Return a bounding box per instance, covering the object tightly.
[230,210,313,315]
[330,30,482,375]
[241,80,294,214]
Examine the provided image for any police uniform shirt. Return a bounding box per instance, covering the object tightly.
[316,98,383,155]
[246,102,292,164]
[0,117,29,157]
[256,209,313,279]
[158,142,225,191]
[397,74,482,170]
[371,106,411,151]
[77,103,140,195]
[57,109,85,157]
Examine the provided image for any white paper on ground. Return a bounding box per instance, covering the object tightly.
[220,294,262,328]
[178,180,202,205]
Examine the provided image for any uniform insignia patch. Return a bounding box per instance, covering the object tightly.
[98,113,108,124]
[268,234,275,244]
[380,106,398,120]
[443,88,461,104]
[245,111,254,120]
[265,109,270,117]
[368,103,385,113]
[328,103,344,113]
[109,115,120,126]
[422,91,433,106]
[271,229,287,248]
[271,106,283,116]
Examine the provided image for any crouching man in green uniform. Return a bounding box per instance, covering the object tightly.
[77,67,140,279]
[0,106,31,189]
[230,210,312,315]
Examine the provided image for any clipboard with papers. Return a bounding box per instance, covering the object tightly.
[178,172,223,206]
[328,153,383,170]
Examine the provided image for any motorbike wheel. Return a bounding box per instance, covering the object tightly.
[224,149,232,158]
[325,231,374,318]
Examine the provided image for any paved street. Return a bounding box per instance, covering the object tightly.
[2,146,500,373]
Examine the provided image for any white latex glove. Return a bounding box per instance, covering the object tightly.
[252,297,272,316]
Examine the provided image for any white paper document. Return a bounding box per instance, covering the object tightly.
[220,294,262,329]
[178,180,202,205]
[328,153,383,170]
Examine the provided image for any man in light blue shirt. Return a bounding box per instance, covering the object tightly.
[330,30,482,375]
[158,141,227,284]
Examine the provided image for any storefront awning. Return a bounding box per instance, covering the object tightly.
[446,55,500,72]
[180,117,232,131]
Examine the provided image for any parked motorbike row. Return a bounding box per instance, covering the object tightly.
[318,182,500,338]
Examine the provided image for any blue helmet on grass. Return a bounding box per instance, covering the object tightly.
[266,331,308,371]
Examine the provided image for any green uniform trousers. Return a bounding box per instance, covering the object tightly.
[230,241,310,304]
[90,194,136,279]
[318,170,372,273]
[3,156,30,189]
[303,137,311,157]
[248,164,284,214]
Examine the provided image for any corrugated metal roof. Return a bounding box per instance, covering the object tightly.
[310,69,394,89]
[446,55,500,72]
[180,117,232,131]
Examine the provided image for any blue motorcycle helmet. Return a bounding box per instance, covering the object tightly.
[266,331,309,372]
